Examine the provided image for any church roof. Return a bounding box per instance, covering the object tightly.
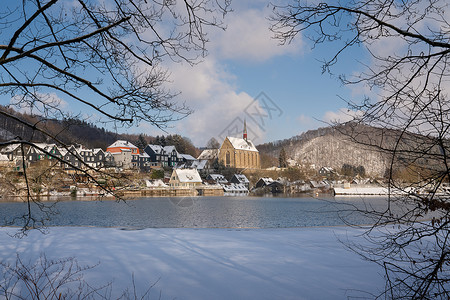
[226,137,258,152]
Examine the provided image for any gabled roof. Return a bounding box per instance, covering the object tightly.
[27,143,48,154]
[222,183,249,192]
[191,159,208,170]
[180,154,196,161]
[59,148,68,156]
[164,145,177,153]
[146,144,165,154]
[173,168,202,183]
[207,174,228,183]
[93,148,105,154]
[257,177,274,186]
[232,174,249,184]
[0,143,21,153]
[197,149,219,160]
[146,179,167,187]
[226,137,258,152]
[78,147,93,154]
[107,140,138,149]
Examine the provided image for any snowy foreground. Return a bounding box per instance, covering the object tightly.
[0,226,385,299]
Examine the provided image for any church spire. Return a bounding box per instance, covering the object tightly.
[243,119,247,141]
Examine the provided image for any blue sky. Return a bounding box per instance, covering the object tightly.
[142,1,369,147]
[1,0,370,147]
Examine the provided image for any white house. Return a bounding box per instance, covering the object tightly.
[169,168,202,188]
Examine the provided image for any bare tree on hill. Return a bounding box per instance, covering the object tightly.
[0,0,230,233]
[271,1,450,298]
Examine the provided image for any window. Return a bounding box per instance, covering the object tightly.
[226,151,230,167]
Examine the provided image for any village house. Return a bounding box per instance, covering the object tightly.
[255,177,284,193]
[106,140,140,169]
[191,159,209,173]
[255,177,274,189]
[139,152,152,172]
[77,146,96,168]
[165,145,183,167]
[110,148,134,169]
[288,180,312,194]
[197,148,219,161]
[319,166,335,177]
[106,140,139,155]
[144,144,169,167]
[230,174,250,189]
[93,148,109,168]
[178,154,197,168]
[222,183,249,196]
[25,143,67,167]
[144,144,196,168]
[218,121,260,169]
[0,143,24,161]
[26,143,51,163]
[206,174,228,185]
[192,149,217,174]
[169,168,202,188]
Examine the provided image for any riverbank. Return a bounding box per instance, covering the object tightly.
[334,186,392,195]
[0,226,384,299]
[0,185,226,202]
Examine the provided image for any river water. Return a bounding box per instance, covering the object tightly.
[0,195,398,229]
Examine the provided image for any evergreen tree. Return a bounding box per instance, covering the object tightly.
[279,148,288,168]
[159,136,166,147]
[136,134,147,151]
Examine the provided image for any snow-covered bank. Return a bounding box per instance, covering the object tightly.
[0,227,384,299]
[334,186,405,195]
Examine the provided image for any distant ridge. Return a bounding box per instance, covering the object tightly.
[0,105,119,149]
[0,106,199,156]
[257,123,440,177]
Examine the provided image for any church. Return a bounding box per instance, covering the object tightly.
[219,121,260,169]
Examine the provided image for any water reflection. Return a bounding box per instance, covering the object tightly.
[0,196,396,229]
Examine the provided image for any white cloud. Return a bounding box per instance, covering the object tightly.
[10,92,68,117]
[136,2,305,146]
[322,108,363,124]
[297,114,322,129]
[211,8,304,62]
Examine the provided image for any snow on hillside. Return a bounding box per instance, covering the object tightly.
[0,227,384,299]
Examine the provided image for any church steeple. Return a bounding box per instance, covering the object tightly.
[243,119,248,141]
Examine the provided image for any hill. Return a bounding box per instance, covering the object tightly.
[257,123,438,177]
[0,106,198,156]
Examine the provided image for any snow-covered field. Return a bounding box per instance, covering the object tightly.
[0,226,384,299]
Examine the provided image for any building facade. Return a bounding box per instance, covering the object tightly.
[169,168,202,188]
[106,140,140,169]
[218,122,260,169]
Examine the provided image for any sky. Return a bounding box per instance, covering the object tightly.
[139,1,367,146]
[0,0,370,148]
